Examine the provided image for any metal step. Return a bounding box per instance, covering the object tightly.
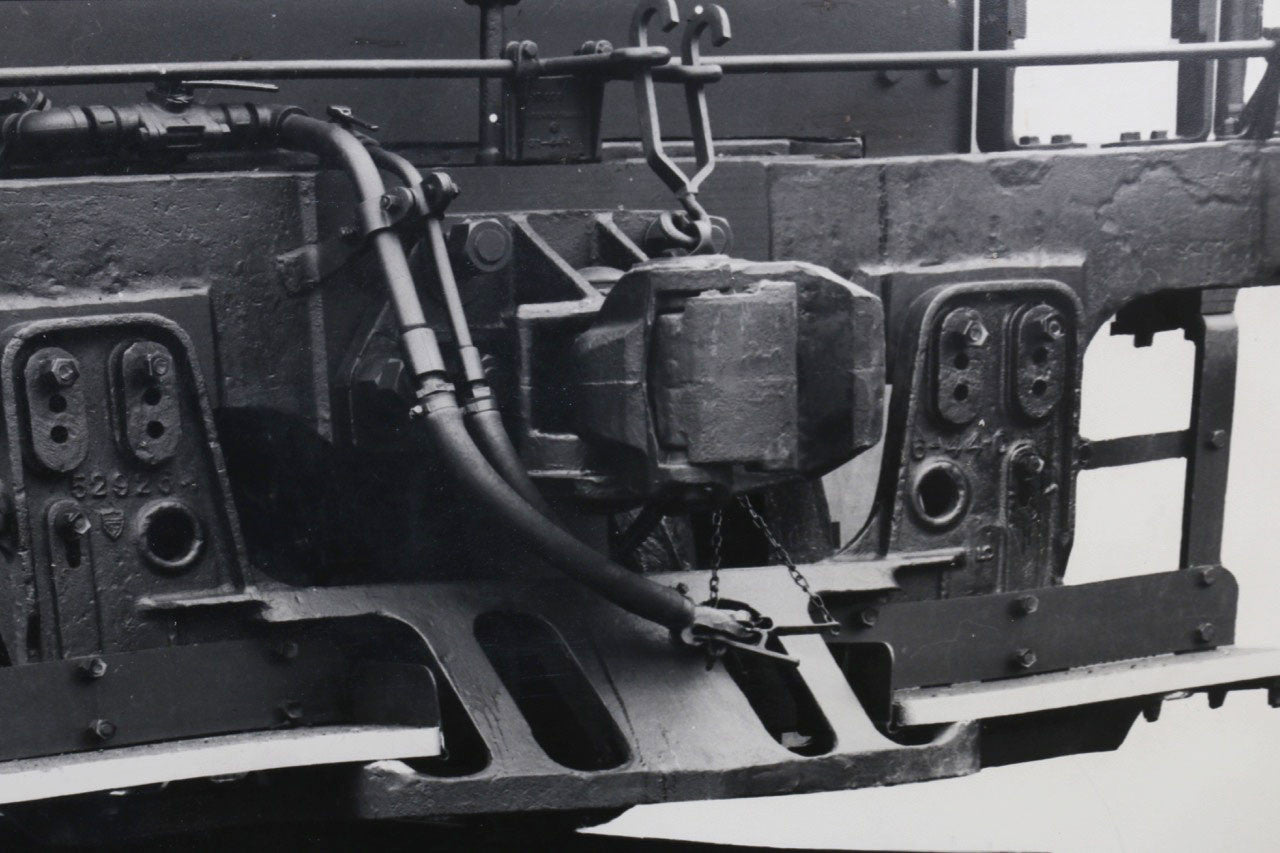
[893,646,1280,726]
[0,724,442,805]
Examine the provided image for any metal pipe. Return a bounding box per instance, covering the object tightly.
[0,39,1270,87]
[366,145,555,516]
[474,0,507,165]
[276,115,703,631]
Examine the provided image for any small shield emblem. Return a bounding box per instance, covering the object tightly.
[98,508,125,541]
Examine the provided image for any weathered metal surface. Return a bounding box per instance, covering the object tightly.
[0,636,391,761]
[0,0,976,156]
[895,645,1280,727]
[1,314,250,661]
[828,569,1237,711]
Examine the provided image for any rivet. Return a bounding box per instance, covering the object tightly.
[88,718,116,742]
[1012,648,1037,669]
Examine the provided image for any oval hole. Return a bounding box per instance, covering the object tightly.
[717,601,835,757]
[474,611,628,771]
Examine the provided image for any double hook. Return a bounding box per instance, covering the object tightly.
[630,1,731,254]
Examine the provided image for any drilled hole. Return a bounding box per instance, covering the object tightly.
[1032,345,1050,365]
[137,502,204,572]
[952,383,970,402]
[48,394,67,413]
[918,468,960,519]
[953,351,970,369]
[146,421,165,439]
[1032,379,1048,396]
[142,386,162,406]
[49,425,69,444]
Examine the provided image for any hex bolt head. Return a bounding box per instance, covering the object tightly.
[1012,648,1038,669]
[1017,452,1046,475]
[1206,429,1228,450]
[278,700,304,725]
[1050,134,1073,145]
[1012,594,1039,617]
[45,357,80,388]
[56,508,91,539]
[961,319,990,347]
[78,656,109,680]
[930,67,954,83]
[877,69,903,85]
[1195,566,1218,587]
[1035,313,1065,340]
[458,219,513,273]
[88,718,116,742]
[144,353,171,380]
[857,608,879,629]
[1195,622,1217,644]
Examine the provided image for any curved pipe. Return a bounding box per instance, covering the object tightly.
[423,403,696,630]
[367,144,553,516]
[275,114,695,630]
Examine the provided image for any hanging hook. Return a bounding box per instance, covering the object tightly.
[630,0,686,199]
[679,4,731,213]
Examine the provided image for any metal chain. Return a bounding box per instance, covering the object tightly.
[708,509,723,605]
[737,495,836,626]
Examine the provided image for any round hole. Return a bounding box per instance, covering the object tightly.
[48,394,67,413]
[136,501,204,573]
[142,386,162,406]
[1031,379,1048,396]
[952,383,969,402]
[911,461,970,529]
[1032,346,1049,365]
[49,425,69,444]
[146,421,165,439]
[953,352,970,369]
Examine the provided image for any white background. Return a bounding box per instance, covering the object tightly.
[598,2,1280,849]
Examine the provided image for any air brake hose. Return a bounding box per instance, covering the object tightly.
[274,113,733,635]
[365,144,554,516]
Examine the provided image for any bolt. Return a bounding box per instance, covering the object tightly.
[1012,594,1039,617]
[1150,130,1169,141]
[1012,648,1037,669]
[56,507,91,539]
[1120,131,1142,143]
[357,357,409,398]
[877,69,903,85]
[44,357,80,388]
[1017,451,1046,475]
[1222,116,1241,136]
[857,607,879,629]
[1195,622,1217,644]
[1195,566,1218,587]
[930,67,954,83]
[1034,312,1065,341]
[1050,134,1073,145]
[961,318,990,347]
[674,582,689,595]
[1018,135,1041,146]
[144,352,170,380]
[278,700,304,725]
[88,718,116,742]
[78,656,108,680]
[1206,429,1228,450]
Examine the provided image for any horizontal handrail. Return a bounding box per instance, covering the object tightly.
[0,39,1273,87]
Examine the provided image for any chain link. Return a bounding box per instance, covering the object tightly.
[708,509,723,605]
[736,495,836,626]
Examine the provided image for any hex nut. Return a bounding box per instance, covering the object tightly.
[46,357,80,388]
[1012,648,1038,669]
